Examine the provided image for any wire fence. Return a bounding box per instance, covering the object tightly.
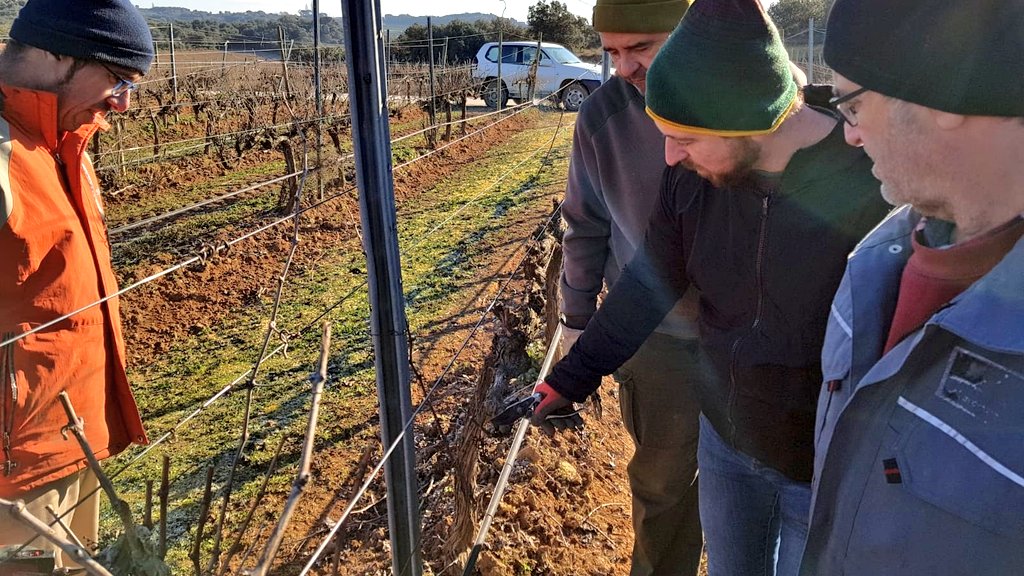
[783,19,834,84]
[1,24,578,575]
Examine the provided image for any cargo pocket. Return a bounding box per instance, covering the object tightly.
[615,368,639,446]
[896,394,1024,538]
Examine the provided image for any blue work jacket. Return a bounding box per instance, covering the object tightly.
[803,206,1024,574]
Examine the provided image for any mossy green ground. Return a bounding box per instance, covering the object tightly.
[100,109,575,572]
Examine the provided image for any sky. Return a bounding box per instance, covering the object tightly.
[140,0,595,23]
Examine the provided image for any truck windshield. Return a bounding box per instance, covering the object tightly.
[542,47,582,64]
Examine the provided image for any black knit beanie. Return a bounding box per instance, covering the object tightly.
[646,0,798,136]
[11,0,155,74]
[825,0,1024,117]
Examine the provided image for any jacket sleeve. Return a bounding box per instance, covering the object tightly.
[546,167,697,401]
[558,116,611,329]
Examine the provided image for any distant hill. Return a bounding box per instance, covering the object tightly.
[138,8,522,30]
[383,12,526,33]
[0,5,523,46]
[139,6,283,23]
[135,6,345,46]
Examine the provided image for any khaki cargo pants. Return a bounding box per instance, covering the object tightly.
[616,332,703,576]
[0,469,100,569]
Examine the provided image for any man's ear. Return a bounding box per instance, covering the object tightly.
[30,47,62,64]
[24,46,71,76]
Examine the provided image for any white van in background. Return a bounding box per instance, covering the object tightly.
[472,41,604,111]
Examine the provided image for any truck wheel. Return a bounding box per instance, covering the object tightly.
[561,82,589,112]
[483,79,509,109]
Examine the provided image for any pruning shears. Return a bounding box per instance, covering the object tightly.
[490,392,543,428]
[489,390,586,437]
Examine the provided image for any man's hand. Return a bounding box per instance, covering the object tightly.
[530,381,584,436]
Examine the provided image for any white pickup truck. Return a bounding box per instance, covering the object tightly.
[472,41,604,111]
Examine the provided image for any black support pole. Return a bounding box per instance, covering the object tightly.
[340,1,422,575]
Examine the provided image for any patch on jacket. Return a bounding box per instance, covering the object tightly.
[882,457,902,483]
[937,347,1023,423]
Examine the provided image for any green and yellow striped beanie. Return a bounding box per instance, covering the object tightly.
[645,0,798,136]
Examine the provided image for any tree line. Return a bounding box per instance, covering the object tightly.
[141,7,345,47]
[0,3,344,48]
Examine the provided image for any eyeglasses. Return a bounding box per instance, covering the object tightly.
[829,86,869,126]
[100,63,139,97]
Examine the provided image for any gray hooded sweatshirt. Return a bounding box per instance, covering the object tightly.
[560,75,697,336]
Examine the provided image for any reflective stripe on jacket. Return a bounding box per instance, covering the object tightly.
[0,85,146,498]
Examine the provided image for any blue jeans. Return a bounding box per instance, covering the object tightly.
[698,415,811,576]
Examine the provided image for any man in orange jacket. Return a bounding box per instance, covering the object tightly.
[0,0,154,565]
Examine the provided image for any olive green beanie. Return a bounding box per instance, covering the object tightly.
[645,0,798,136]
[593,0,693,33]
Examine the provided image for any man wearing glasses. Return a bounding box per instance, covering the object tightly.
[0,0,153,566]
[803,0,1024,574]
[533,0,891,573]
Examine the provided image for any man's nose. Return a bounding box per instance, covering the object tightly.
[106,91,130,113]
[843,122,863,147]
[615,56,639,79]
[664,140,688,166]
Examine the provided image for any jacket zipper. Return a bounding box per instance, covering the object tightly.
[727,194,771,440]
[54,153,73,194]
[1,333,16,476]
[56,150,111,252]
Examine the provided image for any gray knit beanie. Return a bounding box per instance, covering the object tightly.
[11,0,155,74]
